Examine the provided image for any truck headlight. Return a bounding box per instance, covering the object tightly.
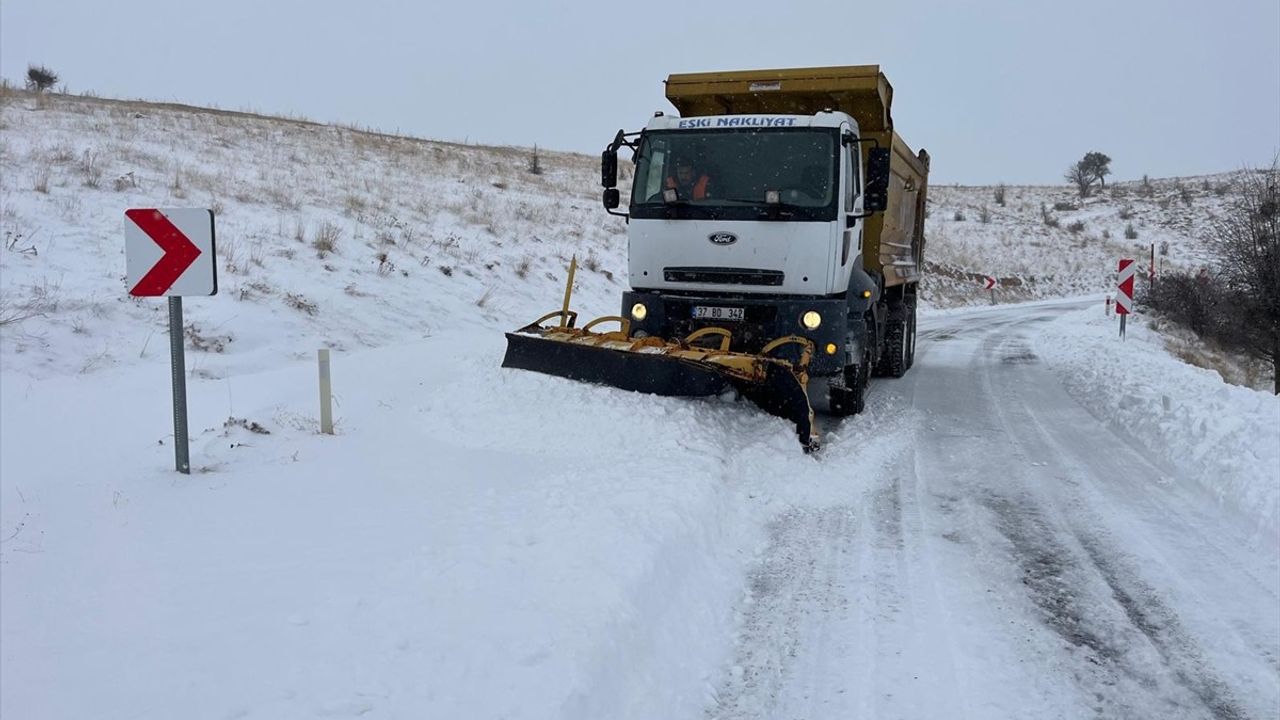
[801,310,822,330]
[631,302,648,321]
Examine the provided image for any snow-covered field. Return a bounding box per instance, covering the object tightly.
[3,92,1277,719]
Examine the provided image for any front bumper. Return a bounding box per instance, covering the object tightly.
[622,290,848,375]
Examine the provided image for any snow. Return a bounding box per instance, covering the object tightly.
[1032,306,1280,541]
[2,92,1277,719]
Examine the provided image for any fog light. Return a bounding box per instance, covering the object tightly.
[631,302,648,321]
[825,343,838,355]
[801,310,822,330]
[862,290,872,298]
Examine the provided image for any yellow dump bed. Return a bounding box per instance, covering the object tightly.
[664,66,929,287]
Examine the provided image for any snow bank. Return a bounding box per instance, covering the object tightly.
[1033,308,1280,538]
[0,331,761,719]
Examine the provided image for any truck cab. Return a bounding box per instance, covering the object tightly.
[618,110,878,382]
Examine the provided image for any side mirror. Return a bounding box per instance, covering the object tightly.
[601,149,617,189]
[603,188,620,210]
[864,147,891,213]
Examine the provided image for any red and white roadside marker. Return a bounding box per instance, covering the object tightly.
[1116,258,1135,338]
[124,208,218,474]
[125,208,216,296]
[981,275,998,304]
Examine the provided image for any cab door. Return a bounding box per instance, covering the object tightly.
[831,124,862,292]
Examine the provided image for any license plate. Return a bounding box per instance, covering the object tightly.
[692,305,745,321]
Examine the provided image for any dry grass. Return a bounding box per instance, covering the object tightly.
[283,292,318,315]
[312,221,342,257]
[31,164,50,193]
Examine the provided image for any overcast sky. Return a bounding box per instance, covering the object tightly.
[4,0,1277,185]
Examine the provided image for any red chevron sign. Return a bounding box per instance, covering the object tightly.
[125,209,217,296]
[1116,258,1135,315]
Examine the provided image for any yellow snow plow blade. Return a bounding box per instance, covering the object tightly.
[502,311,820,450]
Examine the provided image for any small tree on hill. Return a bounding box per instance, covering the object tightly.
[527,145,543,175]
[26,65,58,92]
[1081,151,1112,188]
[1066,159,1095,198]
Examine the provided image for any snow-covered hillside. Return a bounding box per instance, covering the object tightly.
[1,91,626,381]
[922,175,1234,305]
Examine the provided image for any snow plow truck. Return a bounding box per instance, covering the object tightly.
[503,65,930,450]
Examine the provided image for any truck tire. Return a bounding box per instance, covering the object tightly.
[876,308,910,378]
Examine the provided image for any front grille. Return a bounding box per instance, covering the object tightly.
[663,267,785,286]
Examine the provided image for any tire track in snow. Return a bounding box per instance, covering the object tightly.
[977,329,1255,720]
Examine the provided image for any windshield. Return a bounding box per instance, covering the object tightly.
[630,128,839,222]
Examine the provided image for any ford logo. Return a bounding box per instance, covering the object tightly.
[708,232,738,246]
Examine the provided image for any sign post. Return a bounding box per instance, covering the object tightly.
[1116,258,1134,339]
[125,208,217,474]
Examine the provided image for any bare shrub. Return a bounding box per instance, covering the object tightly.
[184,322,232,352]
[79,150,102,188]
[979,205,991,224]
[1179,183,1193,205]
[283,292,318,315]
[1067,220,1085,234]
[527,145,543,175]
[475,286,495,307]
[26,65,58,92]
[952,210,965,222]
[1065,160,1094,198]
[1159,240,1169,256]
[1102,229,1111,240]
[223,240,241,274]
[49,143,76,164]
[170,166,188,199]
[343,193,366,216]
[31,164,50,193]
[1140,174,1153,196]
[375,251,395,276]
[993,184,1006,206]
[438,265,454,277]
[1204,162,1280,392]
[312,221,342,257]
[1118,205,1135,220]
[514,255,533,279]
[1052,201,1077,211]
[112,172,138,192]
[1124,223,1138,239]
[1040,204,1060,228]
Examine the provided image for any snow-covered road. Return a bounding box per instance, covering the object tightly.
[709,300,1279,720]
[3,300,1275,720]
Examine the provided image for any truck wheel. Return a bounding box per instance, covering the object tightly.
[876,309,909,378]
